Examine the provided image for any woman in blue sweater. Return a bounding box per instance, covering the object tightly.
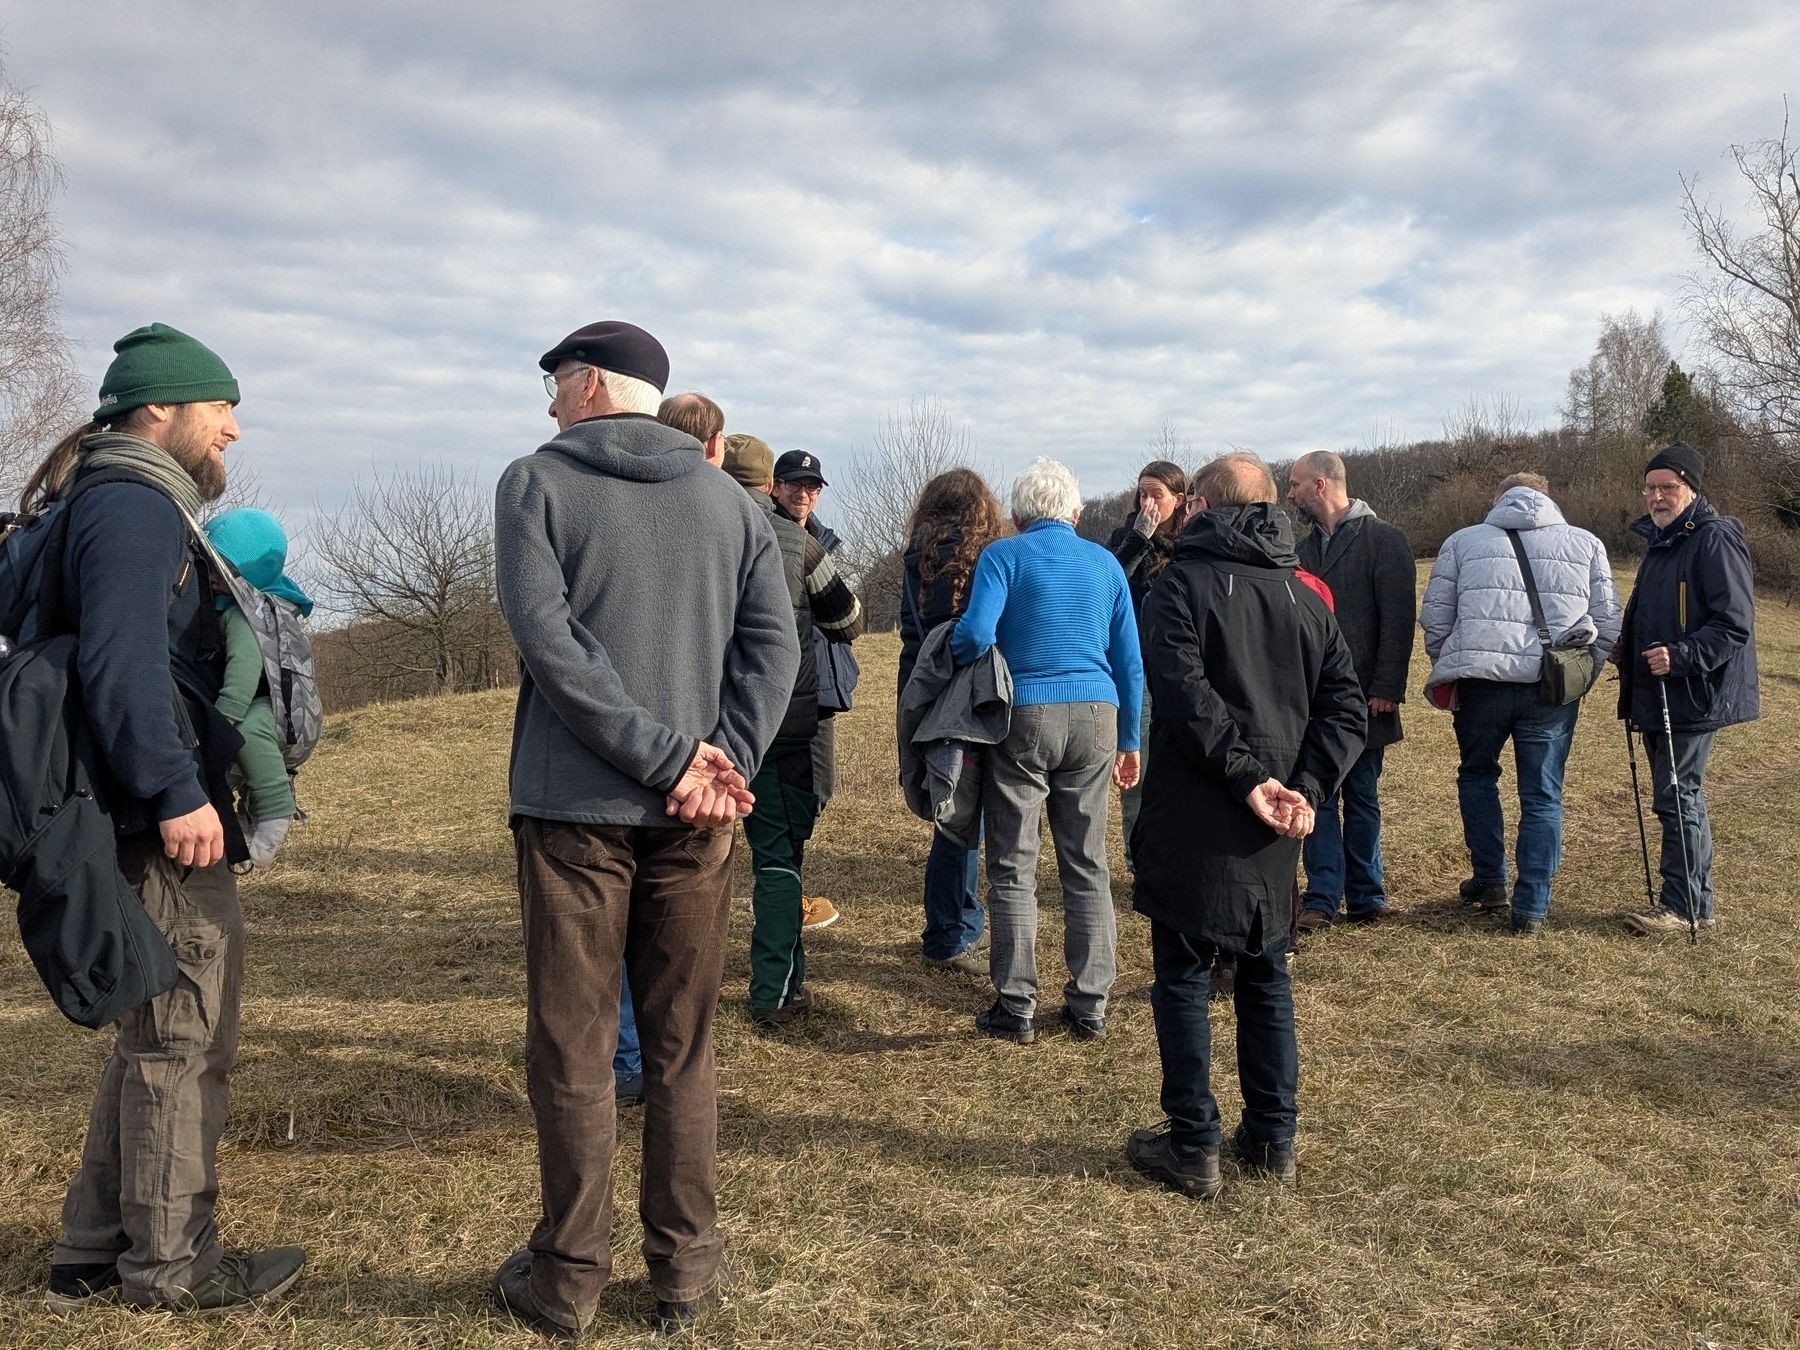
[951,458,1143,1044]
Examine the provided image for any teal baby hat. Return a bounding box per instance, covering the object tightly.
[204,508,314,617]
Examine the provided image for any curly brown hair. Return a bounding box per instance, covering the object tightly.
[908,467,1006,615]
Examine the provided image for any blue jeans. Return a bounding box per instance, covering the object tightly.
[920,824,984,960]
[1452,679,1579,922]
[1645,728,1716,921]
[1149,920,1297,1153]
[614,964,640,1079]
[1301,744,1387,918]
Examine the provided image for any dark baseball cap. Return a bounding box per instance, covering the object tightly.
[773,449,828,485]
[537,320,670,393]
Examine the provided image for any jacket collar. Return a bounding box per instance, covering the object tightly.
[1632,494,1717,547]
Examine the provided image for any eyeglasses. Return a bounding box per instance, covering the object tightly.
[1642,482,1688,499]
[543,365,592,398]
[779,481,824,497]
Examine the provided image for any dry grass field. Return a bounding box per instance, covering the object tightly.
[3,563,1798,1348]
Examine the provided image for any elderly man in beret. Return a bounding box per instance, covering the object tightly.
[490,321,798,1338]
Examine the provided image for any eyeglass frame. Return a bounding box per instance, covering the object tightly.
[543,363,595,399]
[1641,479,1692,499]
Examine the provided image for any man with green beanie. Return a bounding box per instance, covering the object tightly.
[19,323,307,1315]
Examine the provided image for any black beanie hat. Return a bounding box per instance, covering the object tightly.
[1645,442,1704,492]
[537,321,670,393]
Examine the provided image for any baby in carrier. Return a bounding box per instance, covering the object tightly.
[203,508,318,867]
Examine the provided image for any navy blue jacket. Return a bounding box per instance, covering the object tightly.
[1616,497,1758,733]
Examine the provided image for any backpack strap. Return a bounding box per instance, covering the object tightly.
[1505,529,1553,650]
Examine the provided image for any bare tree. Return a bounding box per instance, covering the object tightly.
[1682,110,1800,446]
[311,464,505,698]
[837,398,984,582]
[1146,419,1195,468]
[0,54,81,499]
[1560,311,1671,444]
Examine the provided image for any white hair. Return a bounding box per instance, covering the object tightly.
[1010,456,1082,525]
[599,369,663,415]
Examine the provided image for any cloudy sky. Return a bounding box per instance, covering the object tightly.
[5,1,1797,531]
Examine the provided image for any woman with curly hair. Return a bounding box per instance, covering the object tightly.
[899,467,1007,973]
[1107,460,1188,869]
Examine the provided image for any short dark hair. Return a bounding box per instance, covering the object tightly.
[658,391,723,444]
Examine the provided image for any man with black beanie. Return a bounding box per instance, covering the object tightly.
[1614,442,1758,935]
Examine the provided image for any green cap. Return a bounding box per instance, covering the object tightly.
[722,433,775,489]
[94,323,240,420]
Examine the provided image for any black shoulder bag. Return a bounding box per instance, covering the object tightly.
[1505,529,1594,705]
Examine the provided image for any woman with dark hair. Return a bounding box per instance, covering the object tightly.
[1107,460,1188,867]
[900,468,1007,973]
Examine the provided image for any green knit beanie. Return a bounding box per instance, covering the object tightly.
[93,323,240,420]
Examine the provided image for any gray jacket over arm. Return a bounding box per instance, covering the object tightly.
[495,413,800,826]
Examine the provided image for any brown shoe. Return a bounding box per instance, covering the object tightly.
[1296,909,1332,934]
[800,895,841,930]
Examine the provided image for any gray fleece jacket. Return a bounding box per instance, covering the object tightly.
[495,413,800,826]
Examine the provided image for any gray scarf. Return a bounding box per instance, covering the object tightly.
[77,431,204,518]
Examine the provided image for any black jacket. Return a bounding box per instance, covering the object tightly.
[784,512,860,714]
[755,493,820,746]
[898,533,973,694]
[1107,513,1178,645]
[1132,504,1366,953]
[1616,497,1758,733]
[1296,510,1416,749]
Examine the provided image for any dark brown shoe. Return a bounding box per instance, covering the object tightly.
[492,1249,581,1342]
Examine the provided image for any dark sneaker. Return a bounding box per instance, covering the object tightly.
[1509,913,1544,936]
[1208,957,1237,1003]
[1459,878,1507,909]
[1344,905,1393,925]
[652,1266,734,1334]
[1228,1125,1297,1185]
[615,1071,646,1106]
[1058,1005,1105,1041]
[974,1000,1035,1044]
[750,985,814,1029]
[158,1246,306,1314]
[1126,1123,1223,1200]
[923,946,987,977]
[1296,908,1333,934]
[492,1248,580,1342]
[45,1261,120,1312]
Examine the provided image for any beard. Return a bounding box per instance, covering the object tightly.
[1290,498,1318,528]
[165,418,227,502]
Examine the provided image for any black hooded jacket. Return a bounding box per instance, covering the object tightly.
[1131,504,1366,953]
[1615,496,1758,733]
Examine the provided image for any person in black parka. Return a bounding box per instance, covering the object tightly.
[1126,453,1365,1200]
[1614,443,1758,936]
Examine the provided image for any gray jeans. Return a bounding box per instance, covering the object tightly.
[1645,727,1717,920]
[983,701,1118,1020]
[56,839,243,1304]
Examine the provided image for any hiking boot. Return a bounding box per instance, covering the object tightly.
[1624,906,1716,936]
[975,1000,1035,1044]
[800,895,840,930]
[1296,908,1333,934]
[614,1071,646,1106]
[1058,1005,1105,1041]
[924,946,987,976]
[1509,913,1544,936]
[750,984,814,1029]
[45,1262,120,1312]
[491,1248,580,1342]
[1126,1122,1223,1201]
[1459,878,1507,909]
[1228,1125,1297,1185]
[155,1246,307,1314]
[1208,957,1237,1003]
[651,1268,734,1334]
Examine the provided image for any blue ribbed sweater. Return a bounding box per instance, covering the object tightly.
[950,520,1144,750]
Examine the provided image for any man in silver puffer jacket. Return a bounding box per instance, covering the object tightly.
[1420,472,1620,933]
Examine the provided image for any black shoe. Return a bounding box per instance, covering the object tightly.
[492,1248,581,1342]
[1228,1124,1297,1185]
[652,1271,731,1334]
[974,1000,1035,1044]
[1208,957,1237,1003]
[1058,1005,1105,1041]
[750,985,814,1029]
[45,1261,120,1312]
[1459,878,1507,909]
[1344,904,1393,925]
[615,1071,646,1106]
[1126,1123,1223,1200]
[1509,913,1544,936]
[157,1246,307,1314]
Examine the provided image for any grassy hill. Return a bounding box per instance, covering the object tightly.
[2,564,1798,1347]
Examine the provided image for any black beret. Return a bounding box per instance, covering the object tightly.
[537,320,670,393]
[773,449,828,485]
[1645,441,1704,492]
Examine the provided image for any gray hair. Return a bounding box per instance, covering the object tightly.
[1010,457,1082,524]
[600,369,663,416]
[1293,450,1346,484]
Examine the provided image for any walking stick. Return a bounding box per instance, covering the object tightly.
[1623,722,1657,912]
[1656,679,1701,945]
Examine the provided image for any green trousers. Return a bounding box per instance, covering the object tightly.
[745,739,819,1011]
